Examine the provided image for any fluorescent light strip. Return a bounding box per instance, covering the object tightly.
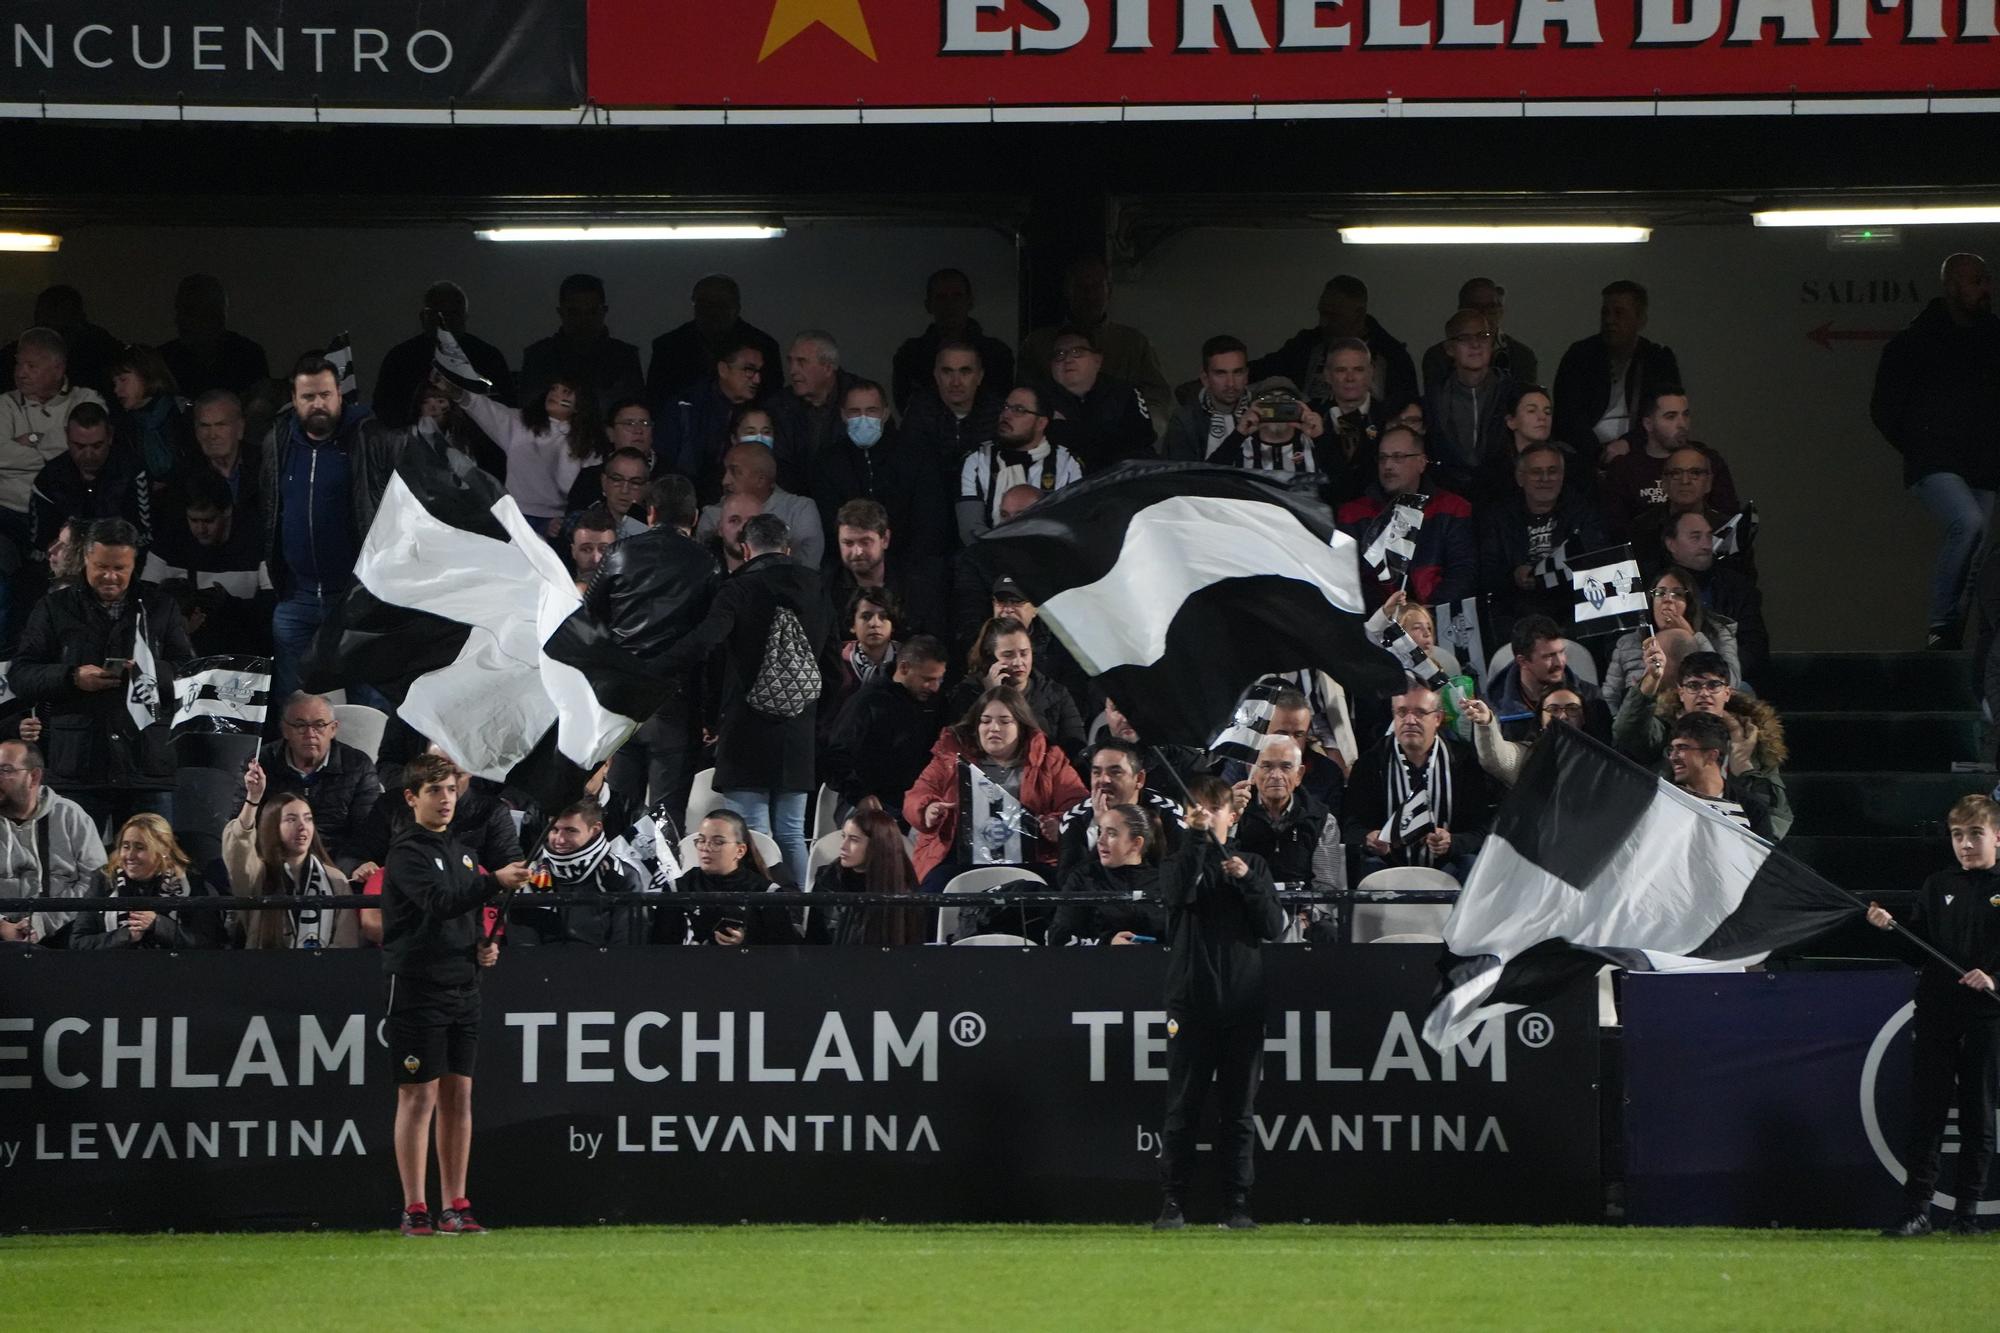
[0,232,60,252]
[1753,205,2000,227]
[474,225,785,242]
[1340,225,1650,245]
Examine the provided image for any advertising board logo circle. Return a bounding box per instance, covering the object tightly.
[1516,1013,1555,1048]
[1859,1000,1997,1215]
[949,1011,987,1047]
[1584,579,1606,610]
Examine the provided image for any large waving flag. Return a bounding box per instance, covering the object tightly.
[301,443,666,812]
[1422,725,1856,1051]
[979,462,1404,746]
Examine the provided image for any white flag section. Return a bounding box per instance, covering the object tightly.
[958,760,1036,866]
[1430,599,1483,684]
[325,331,357,397]
[125,606,161,733]
[1422,726,1854,1052]
[173,655,272,732]
[1360,497,1427,583]
[1712,503,1758,559]
[432,329,494,395]
[1566,544,1648,635]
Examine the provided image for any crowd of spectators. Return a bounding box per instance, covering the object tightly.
[0,249,1983,952]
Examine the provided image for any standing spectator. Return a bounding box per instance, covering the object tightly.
[1664,712,1775,837]
[1342,682,1492,882]
[0,287,121,398]
[814,378,950,558]
[1420,308,1514,495]
[68,813,224,950]
[695,443,825,571]
[824,587,901,722]
[646,274,781,407]
[957,386,1081,545]
[233,692,383,870]
[227,792,363,949]
[1552,279,1683,466]
[142,470,274,657]
[1252,275,1417,408]
[1486,614,1613,743]
[1474,383,1559,500]
[372,281,516,431]
[1872,252,2000,649]
[107,344,190,490]
[825,498,946,643]
[659,339,766,499]
[159,274,270,399]
[1477,442,1609,644]
[903,684,1086,892]
[1662,509,1769,684]
[28,402,151,573]
[1165,335,1251,463]
[770,330,855,495]
[187,389,262,516]
[656,514,832,881]
[259,354,413,709]
[892,268,1015,413]
[0,328,105,642]
[1020,255,1172,428]
[0,738,106,947]
[813,808,926,947]
[435,372,600,537]
[9,518,190,832]
[1334,424,1477,612]
[823,634,950,817]
[1312,339,1388,506]
[1205,376,1330,489]
[1042,326,1155,475]
[945,616,1087,761]
[1598,386,1740,541]
[900,339,1003,470]
[1421,278,1538,392]
[518,273,644,412]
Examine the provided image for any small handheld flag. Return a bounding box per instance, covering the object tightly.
[432,329,494,396]
[1712,503,1758,560]
[1361,494,1428,585]
[1566,544,1648,637]
[324,332,357,399]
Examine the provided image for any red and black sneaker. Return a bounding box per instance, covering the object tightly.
[437,1197,487,1235]
[400,1204,435,1237]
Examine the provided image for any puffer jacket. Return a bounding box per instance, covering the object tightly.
[1611,687,1793,838]
[1599,618,1741,713]
[903,727,1087,880]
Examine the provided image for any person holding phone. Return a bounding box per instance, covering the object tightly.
[1048,802,1167,947]
[672,809,796,947]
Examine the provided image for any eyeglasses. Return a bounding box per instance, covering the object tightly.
[1663,467,1711,481]
[1649,587,1688,600]
[1664,741,1712,756]
[0,765,34,777]
[1542,704,1584,717]
[1392,707,1442,720]
[603,473,648,488]
[1450,331,1495,344]
[1678,678,1729,695]
[284,719,334,733]
[1378,452,1426,464]
[691,835,743,849]
[999,403,1041,417]
[1050,347,1095,362]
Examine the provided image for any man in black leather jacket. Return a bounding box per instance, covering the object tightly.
[585,474,721,818]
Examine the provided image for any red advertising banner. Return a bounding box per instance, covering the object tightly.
[588,0,2000,111]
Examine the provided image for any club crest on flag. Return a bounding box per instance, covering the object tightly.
[1564,544,1649,638]
[958,760,1043,866]
[173,654,272,734]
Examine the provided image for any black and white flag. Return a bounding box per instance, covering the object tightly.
[1384,628,1450,691]
[1712,503,1758,560]
[1530,540,1570,590]
[1380,788,1438,850]
[301,444,669,814]
[1422,725,1855,1051]
[957,761,1042,867]
[1360,493,1428,585]
[1431,597,1484,684]
[432,329,494,396]
[978,463,1404,746]
[1209,679,1289,766]
[173,654,271,734]
[324,332,357,399]
[1566,544,1648,637]
[125,606,162,733]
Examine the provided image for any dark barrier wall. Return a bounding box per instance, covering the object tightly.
[1622,969,1977,1228]
[0,947,1599,1230]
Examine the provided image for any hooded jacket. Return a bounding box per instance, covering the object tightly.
[1611,687,1793,839]
[0,786,107,942]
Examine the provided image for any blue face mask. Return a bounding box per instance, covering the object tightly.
[740,431,775,449]
[845,415,884,448]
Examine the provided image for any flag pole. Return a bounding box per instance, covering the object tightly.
[1825,881,2000,1006]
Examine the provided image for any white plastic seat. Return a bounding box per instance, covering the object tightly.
[1369,932,1445,944]
[1350,867,1459,944]
[330,703,389,763]
[805,830,844,882]
[937,866,1047,943]
[684,768,719,835]
[1354,866,1462,896]
[812,783,841,842]
[952,933,1036,947]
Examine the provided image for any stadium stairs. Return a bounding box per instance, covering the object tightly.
[1767,649,1985,961]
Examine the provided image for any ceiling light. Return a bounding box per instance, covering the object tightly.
[1340,225,1650,245]
[1753,205,2000,228]
[0,232,61,252]
[474,224,785,242]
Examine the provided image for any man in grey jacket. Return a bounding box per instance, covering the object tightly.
[0,738,107,945]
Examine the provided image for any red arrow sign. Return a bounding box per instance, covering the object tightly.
[1807,321,1899,350]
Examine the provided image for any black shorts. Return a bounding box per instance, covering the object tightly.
[384,975,481,1085]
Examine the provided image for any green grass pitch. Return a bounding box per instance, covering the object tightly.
[0,1224,1991,1330]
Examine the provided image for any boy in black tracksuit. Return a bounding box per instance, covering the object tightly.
[1869,793,2000,1237]
[1155,773,1286,1231]
[382,753,528,1237]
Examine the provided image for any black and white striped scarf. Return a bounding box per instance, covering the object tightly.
[1386,742,1453,867]
[545,831,611,884]
[287,857,338,949]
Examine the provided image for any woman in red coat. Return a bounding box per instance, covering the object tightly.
[903,685,1087,892]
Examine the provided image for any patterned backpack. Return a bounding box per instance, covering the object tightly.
[745,606,822,719]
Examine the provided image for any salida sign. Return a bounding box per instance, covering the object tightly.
[0,947,1599,1229]
[589,0,2000,109]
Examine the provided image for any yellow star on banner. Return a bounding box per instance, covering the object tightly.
[758,0,878,61]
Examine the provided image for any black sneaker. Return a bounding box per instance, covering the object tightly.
[437,1199,487,1235]
[1222,1195,1259,1230]
[1948,1215,1984,1237]
[1152,1196,1186,1231]
[400,1205,435,1238]
[1881,1211,1933,1238]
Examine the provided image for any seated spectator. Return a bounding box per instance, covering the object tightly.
[1342,683,1492,883]
[1661,509,1770,684]
[660,341,765,501]
[508,798,649,948]
[227,791,364,949]
[1462,693,1586,788]
[1056,739,1187,878]
[1021,255,1174,427]
[1219,687,1344,810]
[1420,308,1513,495]
[1600,566,1742,711]
[1485,615,1613,744]
[0,738,105,946]
[825,587,901,723]
[647,274,781,411]
[945,617,1087,761]
[827,498,946,643]
[235,692,382,871]
[1611,648,1791,837]
[1206,376,1331,489]
[9,518,191,832]
[1334,424,1477,612]
[1552,279,1683,466]
[566,447,649,542]
[1366,592,1463,681]
[68,813,224,949]
[814,377,949,558]
[568,505,618,595]
[823,634,950,818]
[1312,338,1389,506]
[892,269,1015,415]
[901,338,1003,470]
[1477,441,1610,645]
[1234,735,1343,892]
[1386,394,1427,443]
[812,808,926,946]
[565,397,654,508]
[1597,386,1740,541]
[957,386,1081,545]
[677,809,798,946]
[28,401,149,571]
[435,371,602,535]
[1164,335,1251,463]
[904,684,1086,892]
[1050,803,1168,947]
[695,442,825,571]
[1474,383,1558,500]
[1100,692,1211,792]
[1422,278,1538,392]
[988,575,1092,724]
[1630,445,1756,581]
[1666,712,1775,838]
[143,469,274,656]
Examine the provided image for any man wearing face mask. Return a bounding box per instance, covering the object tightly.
[811,378,948,562]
